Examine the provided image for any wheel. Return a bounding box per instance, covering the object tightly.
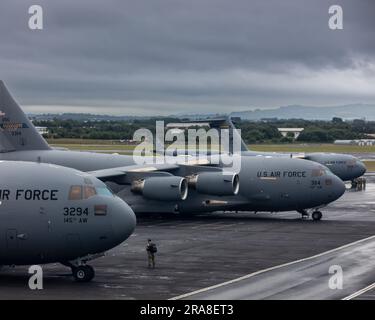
[312,211,322,221]
[72,265,95,282]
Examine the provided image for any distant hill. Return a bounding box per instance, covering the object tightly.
[28,113,150,121]
[230,104,375,121]
[27,103,375,122]
[170,112,226,120]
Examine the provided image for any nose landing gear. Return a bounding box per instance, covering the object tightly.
[63,253,103,282]
[297,209,323,221]
[72,265,95,283]
[297,209,309,220]
[311,210,323,221]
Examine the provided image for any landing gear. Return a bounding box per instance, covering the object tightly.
[297,209,309,220]
[63,253,103,282]
[312,210,323,221]
[298,209,323,221]
[72,265,95,283]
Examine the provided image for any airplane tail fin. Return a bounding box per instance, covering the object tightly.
[166,116,249,154]
[0,81,50,152]
[201,117,249,153]
[225,117,249,153]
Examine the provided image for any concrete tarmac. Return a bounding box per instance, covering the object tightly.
[174,235,375,300]
[0,175,375,300]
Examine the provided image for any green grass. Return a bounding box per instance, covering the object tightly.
[364,161,375,172]
[47,138,129,145]
[49,139,375,154]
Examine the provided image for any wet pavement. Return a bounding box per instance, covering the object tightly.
[1,174,375,300]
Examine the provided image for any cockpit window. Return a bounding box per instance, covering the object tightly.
[84,186,97,199]
[96,187,114,197]
[311,169,326,177]
[69,186,83,200]
[69,185,113,200]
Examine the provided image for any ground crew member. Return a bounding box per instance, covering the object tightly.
[358,178,363,191]
[351,179,358,190]
[146,239,157,268]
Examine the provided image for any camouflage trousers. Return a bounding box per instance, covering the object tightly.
[148,252,155,268]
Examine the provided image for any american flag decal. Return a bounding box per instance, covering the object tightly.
[0,111,5,117]
[0,122,28,131]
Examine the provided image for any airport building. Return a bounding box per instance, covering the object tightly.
[277,128,304,139]
[334,139,375,146]
[35,126,49,135]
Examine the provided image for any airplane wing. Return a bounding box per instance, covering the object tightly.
[88,157,218,182]
[88,163,180,180]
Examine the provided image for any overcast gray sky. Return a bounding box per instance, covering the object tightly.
[1,0,374,115]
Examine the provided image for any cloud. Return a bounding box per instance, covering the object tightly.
[1,0,374,115]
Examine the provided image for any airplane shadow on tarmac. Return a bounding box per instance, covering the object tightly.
[136,211,325,223]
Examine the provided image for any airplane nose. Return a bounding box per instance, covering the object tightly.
[331,174,346,201]
[111,197,137,244]
[358,161,367,176]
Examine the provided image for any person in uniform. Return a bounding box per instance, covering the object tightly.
[146,239,157,268]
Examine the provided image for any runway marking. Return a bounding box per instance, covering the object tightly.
[342,282,375,300]
[170,234,375,300]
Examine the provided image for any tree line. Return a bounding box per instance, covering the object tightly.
[34,117,374,143]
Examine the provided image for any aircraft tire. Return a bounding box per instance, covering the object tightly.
[73,265,95,282]
[312,211,322,221]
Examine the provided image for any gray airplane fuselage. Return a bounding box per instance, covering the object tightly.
[0,150,345,214]
[241,151,366,182]
[0,161,136,266]
[303,152,366,181]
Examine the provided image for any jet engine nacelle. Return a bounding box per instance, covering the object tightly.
[131,176,188,201]
[187,172,240,196]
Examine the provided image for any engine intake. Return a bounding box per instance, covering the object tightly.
[131,176,188,201]
[187,172,239,196]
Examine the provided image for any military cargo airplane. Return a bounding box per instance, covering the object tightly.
[165,117,367,182]
[170,155,345,221]
[0,161,136,282]
[0,81,345,220]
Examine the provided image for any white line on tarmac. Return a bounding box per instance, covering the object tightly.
[342,282,375,300]
[170,234,375,300]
